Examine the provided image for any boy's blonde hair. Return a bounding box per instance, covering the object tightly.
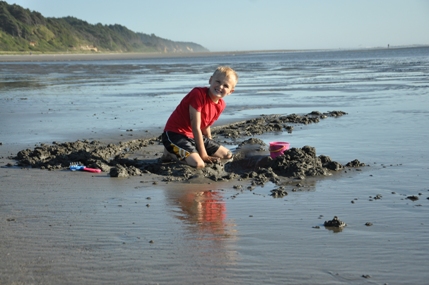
[213,66,238,85]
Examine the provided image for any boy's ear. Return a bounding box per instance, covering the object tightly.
[209,76,213,84]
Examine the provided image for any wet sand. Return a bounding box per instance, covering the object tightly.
[1,51,429,284]
[2,110,428,284]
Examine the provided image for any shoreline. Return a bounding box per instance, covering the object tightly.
[0,50,298,62]
[1,45,426,62]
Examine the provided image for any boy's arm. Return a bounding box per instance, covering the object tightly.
[189,106,214,162]
[202,126,212,139]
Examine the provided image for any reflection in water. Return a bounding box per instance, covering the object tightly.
[324,226,344,233]
[166,185,238,269]
[176,190,231,240]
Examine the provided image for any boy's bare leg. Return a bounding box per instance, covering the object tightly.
[213,145,233,164]
[213,145,233,159]
[174,146,232,169]
[185,153,205,169]
[162,148,207,169]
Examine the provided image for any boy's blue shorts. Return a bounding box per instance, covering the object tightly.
[161,131,220,160]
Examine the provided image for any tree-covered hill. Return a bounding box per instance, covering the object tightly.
[0,1,209,53]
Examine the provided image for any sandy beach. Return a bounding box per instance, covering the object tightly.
[0,50,301,63]
[0,52,218,62]
[1,49,429,284]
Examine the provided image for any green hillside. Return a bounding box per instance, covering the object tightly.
[0,1,209,53]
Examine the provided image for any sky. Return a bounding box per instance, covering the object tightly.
[7,0,429,52]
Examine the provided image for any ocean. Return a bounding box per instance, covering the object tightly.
[1,46,429,284]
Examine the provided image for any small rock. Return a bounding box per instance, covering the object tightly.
[374,194,382,200]
[346,159,365,167]
[109,165,129,178]
[270,187,288,198]
[406,195,419,201]
[324,216,346,228]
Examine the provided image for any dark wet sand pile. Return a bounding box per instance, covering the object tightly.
[11,111,365,188]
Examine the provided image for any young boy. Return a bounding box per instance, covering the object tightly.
[161,66,238,169]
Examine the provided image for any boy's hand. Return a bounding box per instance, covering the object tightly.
[201,155,220,164]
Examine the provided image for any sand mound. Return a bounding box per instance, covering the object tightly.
[11,111,365,185]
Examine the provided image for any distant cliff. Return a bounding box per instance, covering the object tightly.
[0,1,209,53]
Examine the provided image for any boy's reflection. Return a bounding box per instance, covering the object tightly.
[167,186,238,269]
[175,189,234,239]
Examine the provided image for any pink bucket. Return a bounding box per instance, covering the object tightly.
[269,141,290,159]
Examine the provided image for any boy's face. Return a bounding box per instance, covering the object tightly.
[208,73,236,103]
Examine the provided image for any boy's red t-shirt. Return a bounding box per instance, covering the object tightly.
[164,87,225,138]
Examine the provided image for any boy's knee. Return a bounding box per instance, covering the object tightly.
[186,153,205,169]
[220,149,232,159]
[225,150,233,159]
[195,161,205,169]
